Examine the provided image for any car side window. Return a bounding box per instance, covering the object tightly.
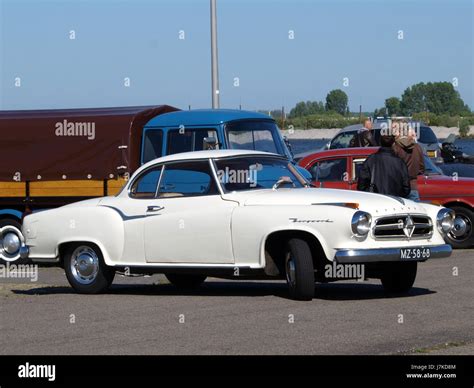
[158,161,219,198]
[352,158,367,179]
[330,132,355,149]
[167,128,218,155]
[130,167,162,199]
[311,158,347,181]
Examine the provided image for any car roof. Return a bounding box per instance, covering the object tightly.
[144,109,274,127]
[137,149,284,173]
[338,121,429,134]
[298,147,379,167]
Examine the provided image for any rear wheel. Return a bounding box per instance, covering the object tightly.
[380,261,417,293]
[0,218,27,264]
[63,244,115,294]
[165,274,206,289]
[445,206,473,249]
[285,238,315,301]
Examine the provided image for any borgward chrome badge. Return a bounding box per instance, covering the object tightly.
[403,216,415,239]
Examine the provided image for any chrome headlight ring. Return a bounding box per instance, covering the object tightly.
[436,208,455,235]
[351,211,372,237]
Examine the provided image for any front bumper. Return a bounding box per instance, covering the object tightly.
[335,244,452,264]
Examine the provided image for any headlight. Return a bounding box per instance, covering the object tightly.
[437,208,455,234]
[351,211,372,237]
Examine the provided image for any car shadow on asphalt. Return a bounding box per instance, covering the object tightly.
[12,280,435,301]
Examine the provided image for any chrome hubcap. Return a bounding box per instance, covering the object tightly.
[0,226,25,262]
[3,232,21,255]
[286,255,296,286]
[449,215,471,240]
[70,246,99,285]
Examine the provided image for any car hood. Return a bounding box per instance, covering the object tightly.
[224,188,425,213]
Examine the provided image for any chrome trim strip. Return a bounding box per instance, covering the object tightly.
[372,213,433,241]
[335,244,452,263]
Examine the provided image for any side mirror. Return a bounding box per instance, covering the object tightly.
[203,136,218,150]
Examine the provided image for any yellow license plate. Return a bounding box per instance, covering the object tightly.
[427,151,436,157]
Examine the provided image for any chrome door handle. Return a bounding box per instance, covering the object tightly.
[146,206,164,212]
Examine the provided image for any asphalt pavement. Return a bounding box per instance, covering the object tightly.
[0,249,472,355]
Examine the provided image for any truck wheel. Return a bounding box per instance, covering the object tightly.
[380,262,417,293]
[165,274,206,289]
[64,244,115,294]
[445,206,473,249]
[0,218,27,265]
[285,238,315,301]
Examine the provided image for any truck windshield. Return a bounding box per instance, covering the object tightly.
[214,156,305,192]
[419,126,438,144]
[225,120,289,158]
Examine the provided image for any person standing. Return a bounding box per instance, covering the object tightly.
[357,135,411,198]
[350,119,377,147]
[392,125,425,202]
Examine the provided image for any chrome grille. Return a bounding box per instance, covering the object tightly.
[373,214,433,240]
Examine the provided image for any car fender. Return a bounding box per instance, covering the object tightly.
[25,206,125,265]
[259,225,332,267]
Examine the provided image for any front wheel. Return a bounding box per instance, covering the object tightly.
[285,238,315,301]
[64,244,115,294]
[380,262,417,293]
[165,274,206,289]
[445,206,473,249]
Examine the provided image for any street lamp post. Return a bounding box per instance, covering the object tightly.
[210,0,220,109]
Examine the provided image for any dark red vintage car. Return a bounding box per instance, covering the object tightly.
[298,147,474,249]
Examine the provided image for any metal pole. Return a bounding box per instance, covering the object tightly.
[210,0,220,109]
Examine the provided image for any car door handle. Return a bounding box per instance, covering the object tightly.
[147,206,165,212]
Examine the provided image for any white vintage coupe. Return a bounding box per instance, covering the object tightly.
[20,150,454,300]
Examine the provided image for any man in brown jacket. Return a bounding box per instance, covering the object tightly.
[392,125,425,201]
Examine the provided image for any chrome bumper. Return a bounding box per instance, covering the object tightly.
[335,244,452,264]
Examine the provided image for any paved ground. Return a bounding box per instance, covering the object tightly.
[0,249,472,355]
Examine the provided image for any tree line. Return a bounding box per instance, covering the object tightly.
[287,81,471,118]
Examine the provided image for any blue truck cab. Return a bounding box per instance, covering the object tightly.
[141,109,310,178]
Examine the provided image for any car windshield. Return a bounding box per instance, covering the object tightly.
[214,156,306,192]
[225,120,290,158]
[418,126,438,144]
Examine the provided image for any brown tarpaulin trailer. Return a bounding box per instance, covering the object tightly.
[0,105,179,182]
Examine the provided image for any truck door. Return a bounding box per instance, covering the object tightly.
[165,127,220,155]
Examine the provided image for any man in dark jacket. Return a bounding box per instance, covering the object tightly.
[357,135,411,198]
[392,126,425,202]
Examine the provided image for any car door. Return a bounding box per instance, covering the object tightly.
[143,159,236,264]
[308,157,350,189]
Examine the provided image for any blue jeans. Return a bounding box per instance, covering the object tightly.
[408,189,420,202]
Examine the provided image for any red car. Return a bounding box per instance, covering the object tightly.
[298,147,474,249]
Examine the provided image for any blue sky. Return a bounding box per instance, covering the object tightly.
[1,0,472,112]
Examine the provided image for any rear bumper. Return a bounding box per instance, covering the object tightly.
[334,244,452,264]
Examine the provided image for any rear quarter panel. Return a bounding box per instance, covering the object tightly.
[23,206,125,265]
